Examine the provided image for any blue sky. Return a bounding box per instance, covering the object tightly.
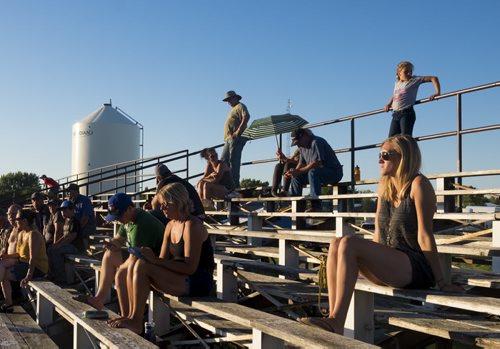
[1,0,499,190]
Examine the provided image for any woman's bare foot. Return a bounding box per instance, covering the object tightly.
[106,316,126,325]
[86,296,104,310]
[109,318,142,333]
[299,317,344,335]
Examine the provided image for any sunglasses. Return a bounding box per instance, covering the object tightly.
[15,216,25,221]
[379,151,398,161]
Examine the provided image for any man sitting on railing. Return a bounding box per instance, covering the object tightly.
[285,128,343,211]
[39,174,60,200]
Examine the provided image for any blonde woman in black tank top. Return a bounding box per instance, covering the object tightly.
[299,135,461,335]
[109,182,214,334]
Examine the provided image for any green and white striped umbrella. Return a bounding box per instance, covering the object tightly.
[241,113,308,140]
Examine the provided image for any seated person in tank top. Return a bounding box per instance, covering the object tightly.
[108,182,214,333]
[298,135,462,335]
[197,147,235,208]
[0,210,48,313]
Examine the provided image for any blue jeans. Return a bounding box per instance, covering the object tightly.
[221,136,248,187]
[389,106,416,137]
[290,166,343,198]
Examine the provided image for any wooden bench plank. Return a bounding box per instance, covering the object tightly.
[388,312,500,348]
[169,299,252,341]
[237,270,326,304]
[0,313,20,349]
[209,229,500,257]
[65,254,101,266]
[355,278,500,316]
[215,254,316,278]
[0,305,57,349]
[223,188,500,202]
[161,294,378,349]
[29,280,157,348]
[451,267,500,289]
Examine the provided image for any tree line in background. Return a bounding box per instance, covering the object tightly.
[0,172,40,205]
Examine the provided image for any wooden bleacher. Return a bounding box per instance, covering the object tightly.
[196,169,500,346]
[51,166,500,347]
[0,304,57,349]
[28,280,157,349]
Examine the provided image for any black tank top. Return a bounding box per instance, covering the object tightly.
[167,220,214,274]
[378,180,420,253]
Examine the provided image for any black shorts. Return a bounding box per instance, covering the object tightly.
[399,249,435,289]
[186,270,214,297]
[11,261,46,281]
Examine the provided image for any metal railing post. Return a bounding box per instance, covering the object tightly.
[350,118,355,193]
[457,94,463,209]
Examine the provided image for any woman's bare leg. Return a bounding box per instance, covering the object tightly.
[329,236,412,333]
[326,238,342,313]
[197,180,203,199]
[115,261,130,317]
[88,249,123,310]
[205,183,229,201]
[111,260,187,333]
[0,267,15,306]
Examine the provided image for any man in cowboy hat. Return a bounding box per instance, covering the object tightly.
[221,90,250,188]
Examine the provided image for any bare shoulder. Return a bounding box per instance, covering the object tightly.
[412,174,432,189]
[185,217,207,241]
[411,174,435,199]
[186,217,204,231]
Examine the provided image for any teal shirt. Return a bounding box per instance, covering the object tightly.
[117,209,165,255]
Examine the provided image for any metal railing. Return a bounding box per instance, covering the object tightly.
[241,81,500,190]
[66,80,500,196]
[6,80,497,208]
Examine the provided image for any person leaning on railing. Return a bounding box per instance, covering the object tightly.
[384,61,440,137]
[299,134,461,335]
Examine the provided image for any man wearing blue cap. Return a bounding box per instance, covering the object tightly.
[67,183,96,240]
[84,193,164,312]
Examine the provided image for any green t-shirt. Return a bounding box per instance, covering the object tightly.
[117,209,165,255]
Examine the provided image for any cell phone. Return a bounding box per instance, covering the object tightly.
[83,310,109,320]
[127,246,145,260]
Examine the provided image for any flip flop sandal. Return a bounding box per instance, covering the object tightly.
[0,304,14,313]
[73,294,90,304]
[299,317,336,333]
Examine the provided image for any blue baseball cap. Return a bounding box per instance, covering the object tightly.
[105,193,132,222]
[58,200,75,210]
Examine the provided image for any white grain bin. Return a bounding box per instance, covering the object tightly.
[72,103,142,195]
